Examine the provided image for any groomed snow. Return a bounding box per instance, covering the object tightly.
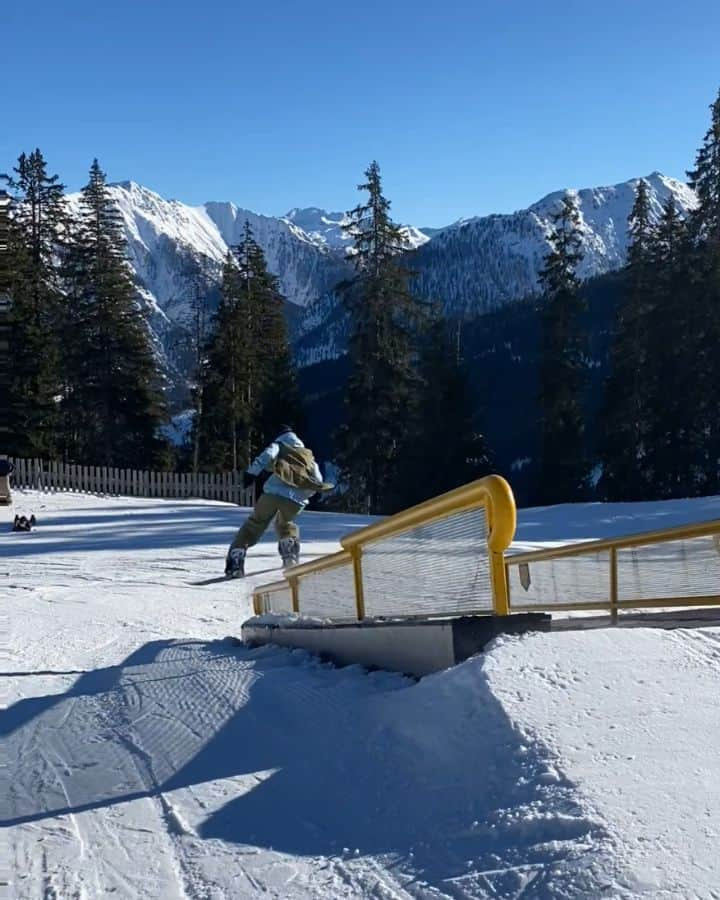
[3,490,720,898]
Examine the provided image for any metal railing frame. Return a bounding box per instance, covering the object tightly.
[505,519,720,615]
[253,475,518,619]
[254,481,720,621]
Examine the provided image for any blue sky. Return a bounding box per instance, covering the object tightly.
[2,0,718,226]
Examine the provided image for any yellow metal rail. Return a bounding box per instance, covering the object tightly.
[253,475,517,620]
[284,549,353,577]
[253,474,719,622]
[507,518,720,565]
[340,475,516,551]
[253,579,293,616]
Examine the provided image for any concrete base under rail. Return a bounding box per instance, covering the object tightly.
[241,613,551,677]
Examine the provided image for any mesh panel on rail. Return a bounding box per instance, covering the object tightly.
[360,507,492,618]
[297,562,357,619]
[258,585,293,615]
[617,534,720,603]
[508,549,611,608]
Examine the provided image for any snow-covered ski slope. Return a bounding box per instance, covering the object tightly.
[2,490,720,899]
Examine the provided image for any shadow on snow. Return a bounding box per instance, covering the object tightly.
[2,500,365,559]
[1,638,610,894]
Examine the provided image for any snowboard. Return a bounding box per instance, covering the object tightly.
[189,566,283,586]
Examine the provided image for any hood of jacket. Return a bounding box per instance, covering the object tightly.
[276,431,304,449]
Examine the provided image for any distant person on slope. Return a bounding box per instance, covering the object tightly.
[225,425,333,578]
[0,456,14,505]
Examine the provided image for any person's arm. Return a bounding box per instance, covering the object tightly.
[246,442,280,476]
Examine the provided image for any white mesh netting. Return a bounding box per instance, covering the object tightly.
[360,507,493,618]
[507,532,720,609]
[617,534,720,602]
[507,549,611,608]
[257,585,293,615]
[297,562,357,619]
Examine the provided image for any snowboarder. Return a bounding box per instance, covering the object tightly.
[225,425,333,578]
[0,456,14,506]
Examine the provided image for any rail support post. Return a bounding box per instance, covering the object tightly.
[289,577,300,614]
[351,547,365,620]
[490,551,510,616]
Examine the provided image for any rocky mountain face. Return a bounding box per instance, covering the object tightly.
[69,173,696,397]
[66,182,353,396]
[295,173,696,366]
[283,207,429,251]
[410,172,696,316]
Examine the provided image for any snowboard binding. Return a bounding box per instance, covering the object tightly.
[225,547,246,579]
[278,537,300,569]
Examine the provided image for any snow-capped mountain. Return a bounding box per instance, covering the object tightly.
[66,181,351,318]
[283,207,430,251]
[293,173,697,366]
[283,207,352,249]
[411,172,697,316]
[65,182,355,395]
[67,173,696,393]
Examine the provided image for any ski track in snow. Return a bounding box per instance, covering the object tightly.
[2,490,720,898]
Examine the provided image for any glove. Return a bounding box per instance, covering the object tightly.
[243,471,256,490]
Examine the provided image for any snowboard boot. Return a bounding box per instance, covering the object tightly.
[225,547,246,579]
[278,537,300,569]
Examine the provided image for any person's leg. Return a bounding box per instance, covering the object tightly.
[273,497,302,540]
[225,494,282,576]
[0,474,9,504]
[230,493,280,550]
[274,497,303,566]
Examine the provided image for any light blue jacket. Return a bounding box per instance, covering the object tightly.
[247,431,324,507]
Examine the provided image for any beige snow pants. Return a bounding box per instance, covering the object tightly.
[230,492,303,550]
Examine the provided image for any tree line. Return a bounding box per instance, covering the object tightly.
[535,88,720,504]
[328,87,718,513]
[2,86,718,512]
[1,147,489,508]
[0,156,297,473]
[2,156,170,468]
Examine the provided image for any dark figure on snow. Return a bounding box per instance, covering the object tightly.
[225,426,333,578]
[0,456,14,505]
[12,514,35,532]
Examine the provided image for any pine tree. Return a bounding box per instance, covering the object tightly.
[244,228,299,446]
[1,149,67,457]
[336,161,426,514]
[599,179,656,499]
[61,159,169,467]
[0,189,13,448]
[688,88,720,244]
[197,223,298,470]
[196,252,248,470]
[395,314,492,509]
[256,294,300,447]
[174,263,213,472]
[535,194,590,503]
[642,196,693,496]
[686,87,720,494]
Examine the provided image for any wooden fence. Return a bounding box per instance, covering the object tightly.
[9,457,255,506]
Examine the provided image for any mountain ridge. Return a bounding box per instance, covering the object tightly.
[67,172,697,396]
